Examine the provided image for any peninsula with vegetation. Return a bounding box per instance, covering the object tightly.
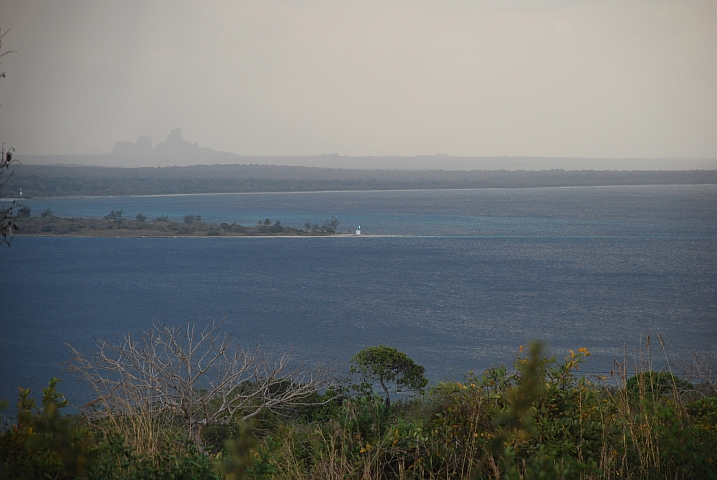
[14,208,346,237]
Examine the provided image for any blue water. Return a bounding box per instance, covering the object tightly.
[1,185,716,401]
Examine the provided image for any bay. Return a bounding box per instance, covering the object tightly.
[1,185,716,402]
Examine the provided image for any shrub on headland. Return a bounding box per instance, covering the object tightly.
[2,338,716,479]
[15,215,335,237]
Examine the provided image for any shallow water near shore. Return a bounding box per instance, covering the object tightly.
[2,185,716,401]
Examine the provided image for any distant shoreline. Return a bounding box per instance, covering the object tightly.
[2,181,715,201]
[14,215,349,238]
[7,164,716,198]
[15,232,358,239]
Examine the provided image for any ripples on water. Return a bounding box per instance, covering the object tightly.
[1,185,716,400]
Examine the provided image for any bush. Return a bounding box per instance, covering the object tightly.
[0,379,98,479]
[626,371,692,399]
[4,343,714,479]
[103,210,123,222]
[15,204,31,218]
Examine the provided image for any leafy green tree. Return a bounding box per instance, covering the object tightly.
[15,204,30,218]
[40,208,54,218]
[325,216,339,232]
[350,345,427,406]
[103,209,123,222]
[135,212,146,223]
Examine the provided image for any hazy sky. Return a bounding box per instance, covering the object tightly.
[0,0,716,161]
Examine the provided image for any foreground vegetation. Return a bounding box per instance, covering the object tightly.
[14,209,345,237]
[2,338,716,479]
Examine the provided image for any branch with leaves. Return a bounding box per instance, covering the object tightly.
[350,345,427,406]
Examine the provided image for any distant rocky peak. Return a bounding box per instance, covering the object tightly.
[166,127,183,142]
[154,127,202,156]
[136,135,152,150]
[110,129,216,160]
[111,134,153,156]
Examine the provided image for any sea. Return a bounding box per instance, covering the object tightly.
[1,185,716,402]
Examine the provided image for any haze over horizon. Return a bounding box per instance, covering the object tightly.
[1,0,716,170]
[14,127,716,171]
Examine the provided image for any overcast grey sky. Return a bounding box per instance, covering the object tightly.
[0,0,715,164]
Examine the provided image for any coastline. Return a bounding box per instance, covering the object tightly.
[14,215,352,238]
[14,231,361,239]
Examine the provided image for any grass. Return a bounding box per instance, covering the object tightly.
[2,339,716,479]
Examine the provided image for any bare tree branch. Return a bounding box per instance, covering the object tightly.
[1,28,18,246]
[679,352,717,397]
[67,319,336,453]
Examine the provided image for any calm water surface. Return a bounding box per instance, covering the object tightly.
[1,185,715,401]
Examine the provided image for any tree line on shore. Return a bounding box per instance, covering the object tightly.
[13,208,346,237]
[1,323,715,480]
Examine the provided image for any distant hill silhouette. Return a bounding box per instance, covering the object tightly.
[111,135,152,156]
[15,128,717,170]
[111,128,222,159]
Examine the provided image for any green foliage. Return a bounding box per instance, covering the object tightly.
[215,422,275,480]
[103,209,123,221]
[303,217,339,233]
[340,396,394,444]
[17,214,329,237]
[0,378,98,479]
[651,400,717,479]
[15,204,30,218]
[90,434,219,480]
[626,371,692,399]
[40,208,53,218]
[4,343,716,479]
[17,214,314,237]
[350,346,428,406]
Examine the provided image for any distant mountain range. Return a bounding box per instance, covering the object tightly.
[110,128,232,161]
[14,128,717,171]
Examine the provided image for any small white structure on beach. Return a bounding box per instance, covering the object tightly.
[356,225,361,235]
